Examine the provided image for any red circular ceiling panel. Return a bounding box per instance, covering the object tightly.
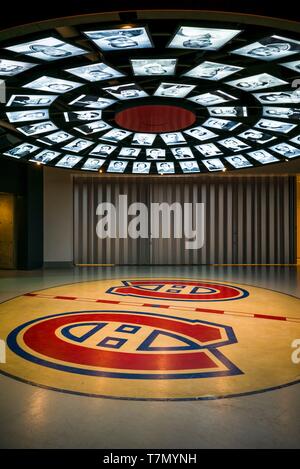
[115,104,196,133]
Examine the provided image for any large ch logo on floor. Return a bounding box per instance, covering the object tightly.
[7,311,242,379]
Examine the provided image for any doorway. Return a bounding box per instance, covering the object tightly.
[0,193,16,269]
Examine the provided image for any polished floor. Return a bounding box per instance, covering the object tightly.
[0,266,300,448]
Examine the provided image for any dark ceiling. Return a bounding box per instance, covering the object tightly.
[1,1,300,31]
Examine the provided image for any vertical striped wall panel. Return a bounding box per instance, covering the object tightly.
[74,177,150,265]
[73,176,295,265]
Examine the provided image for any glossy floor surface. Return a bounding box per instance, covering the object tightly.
[0,266,300,449]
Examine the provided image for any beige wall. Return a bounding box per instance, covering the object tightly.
[43,167,73,264]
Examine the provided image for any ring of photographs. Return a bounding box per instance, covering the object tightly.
[1,22,300,174]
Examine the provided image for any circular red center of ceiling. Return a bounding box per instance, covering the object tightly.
[115,104,196,133]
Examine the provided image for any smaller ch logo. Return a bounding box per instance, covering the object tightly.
[107,280,249,302]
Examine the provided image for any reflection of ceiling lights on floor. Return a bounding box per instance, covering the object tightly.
[1,21,300,174]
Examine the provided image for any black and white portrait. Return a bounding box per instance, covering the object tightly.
[154,82,195,98]
[253,91,300,104]
[168,26,241,50]
[184,126,217,141]
[131,59,177,76]
[180,160,200,173]
[270,143,300,158]
[75,120,111,135]
[89,143,116,157]
[156,162,175,174]
[17,120,58,136]
[81,158,105,171]
[68,95,116,109]
[132,162,151,174]
[132,133,156,146]
[146,148,166,159]
[281,60,300,73]
[202,158,225,171]
[66,62,124,82]
[203,118,241,131]
[227,73,287,91]
[232,35,300,61]
[225,155,253,168]
[118,147,141,158]
[290,135,300,146]
[38,130,73,146]
[6,109,49,123]
[254,118,297,134]
[170,146,194,159]
[248,150,279,164]
[183,61,242,81]
[218,137,250,152]
[160,132,187,145]
[262,107,300,119]
[188,90,237,106]
[107,160,128,173]
[3,143,39,158]
[84,27,153,51]
[23,76,82,94]
[0,59,36,76]
[103,83,148,100]
[6,37,86,61]
[195,143,223,157]
[100,128,131,143]
[238,129,276,144]
[64,111,103,122]
[29,149,60,164]
[208,106,247,117]
[62,138,93,153]
[56,155,82,168]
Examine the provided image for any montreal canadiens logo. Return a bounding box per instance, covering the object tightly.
[107,280,249,302]
[7,310,242,379]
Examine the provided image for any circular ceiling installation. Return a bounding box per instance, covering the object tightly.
[1,15,300,174]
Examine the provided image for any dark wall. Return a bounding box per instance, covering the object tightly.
[0,157,43,269]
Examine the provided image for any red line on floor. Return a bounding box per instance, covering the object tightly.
[254,314,286,321]
[22,292,300,324]
[142,303,169,308]
[55,296,77,300]
[195,307,224,314]
[96,299,120,305]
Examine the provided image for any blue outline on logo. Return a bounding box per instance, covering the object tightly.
[7,310,243,380]
[137,329,204,351]
[106,280,249,302]
[61,322,107,343]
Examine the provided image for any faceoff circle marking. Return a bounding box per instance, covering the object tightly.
[0,278,299,400]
